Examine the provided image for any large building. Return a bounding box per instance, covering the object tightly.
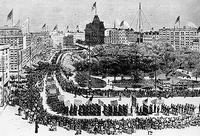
[0,26,23,75]
[0,44,10,86]
[50,31,64,48]
[189,39,200,52]
[85,15,105,45]
[143,31,159,43]
[159,26,198,50]
[19,32,53,70]
[104,28,137,45]
[65,30,85,44]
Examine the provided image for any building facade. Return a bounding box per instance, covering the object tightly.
[143,31,159,43]
[189,39,200,52]
[85,15,105,45]
[0,26,23,75]
[104,28,137,45]
[50,31,64,48]
[65,31,85,44]
[159,26,198,50]
[0,44,10,85]
[63,35,74,48]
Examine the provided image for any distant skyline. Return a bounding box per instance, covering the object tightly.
[0,0,199,32]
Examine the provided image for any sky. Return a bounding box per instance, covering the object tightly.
[0,0,199,32]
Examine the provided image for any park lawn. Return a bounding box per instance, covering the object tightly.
[75,72,107,88]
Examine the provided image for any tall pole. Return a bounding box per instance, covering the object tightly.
[1,56,5,105]
[95,4,97,15]
[17,47,20,90]
[28,17,30,34]
[139,2,141,44]
[12,9,13,27]
[154,56,157,93]
[30,46,32,68]
[88,42,91,90]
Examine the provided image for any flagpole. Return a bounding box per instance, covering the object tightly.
[1,56,5,106]
[28,17,30,33]
[95,5,97,15]
[12,9,13,27]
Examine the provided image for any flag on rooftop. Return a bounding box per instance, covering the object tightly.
[197,26,200,33]
[175,16,180,24]
[91,2,96,11]
[42,24,46,29]
[7,9,13,21]
[120,20,124,27]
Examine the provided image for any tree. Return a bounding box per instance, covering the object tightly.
[192,63,200,81]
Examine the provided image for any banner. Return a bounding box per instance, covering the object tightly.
[64,100,70,107]
[131,95,137,107]
[110,100,118,106]
[58,95,64,101]
[74,99,82,106]
[98,99,104,106]
[151,99,157,105]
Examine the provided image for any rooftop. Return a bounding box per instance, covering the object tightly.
[0,44,10,50]
[0,25,21,30]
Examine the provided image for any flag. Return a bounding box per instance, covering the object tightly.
[7,9,13,21]
[98,99,104,106]
[53,25,58,31]
[197,26,200,33]
[110,100,118,106]
[120,20,124,27]
[14,19,20,27]
[175,16,180,24]
[42,24,46,29]
[91,2,96,11]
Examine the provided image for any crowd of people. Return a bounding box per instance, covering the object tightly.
[6,50,200,135]
[55,66,200,99]
[14,105,200,135]
[46,90,131,117]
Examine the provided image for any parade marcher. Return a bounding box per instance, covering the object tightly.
[35,120,39,133]
[17,106,22,116]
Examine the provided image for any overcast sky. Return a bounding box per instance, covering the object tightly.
[0,0,199,32]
